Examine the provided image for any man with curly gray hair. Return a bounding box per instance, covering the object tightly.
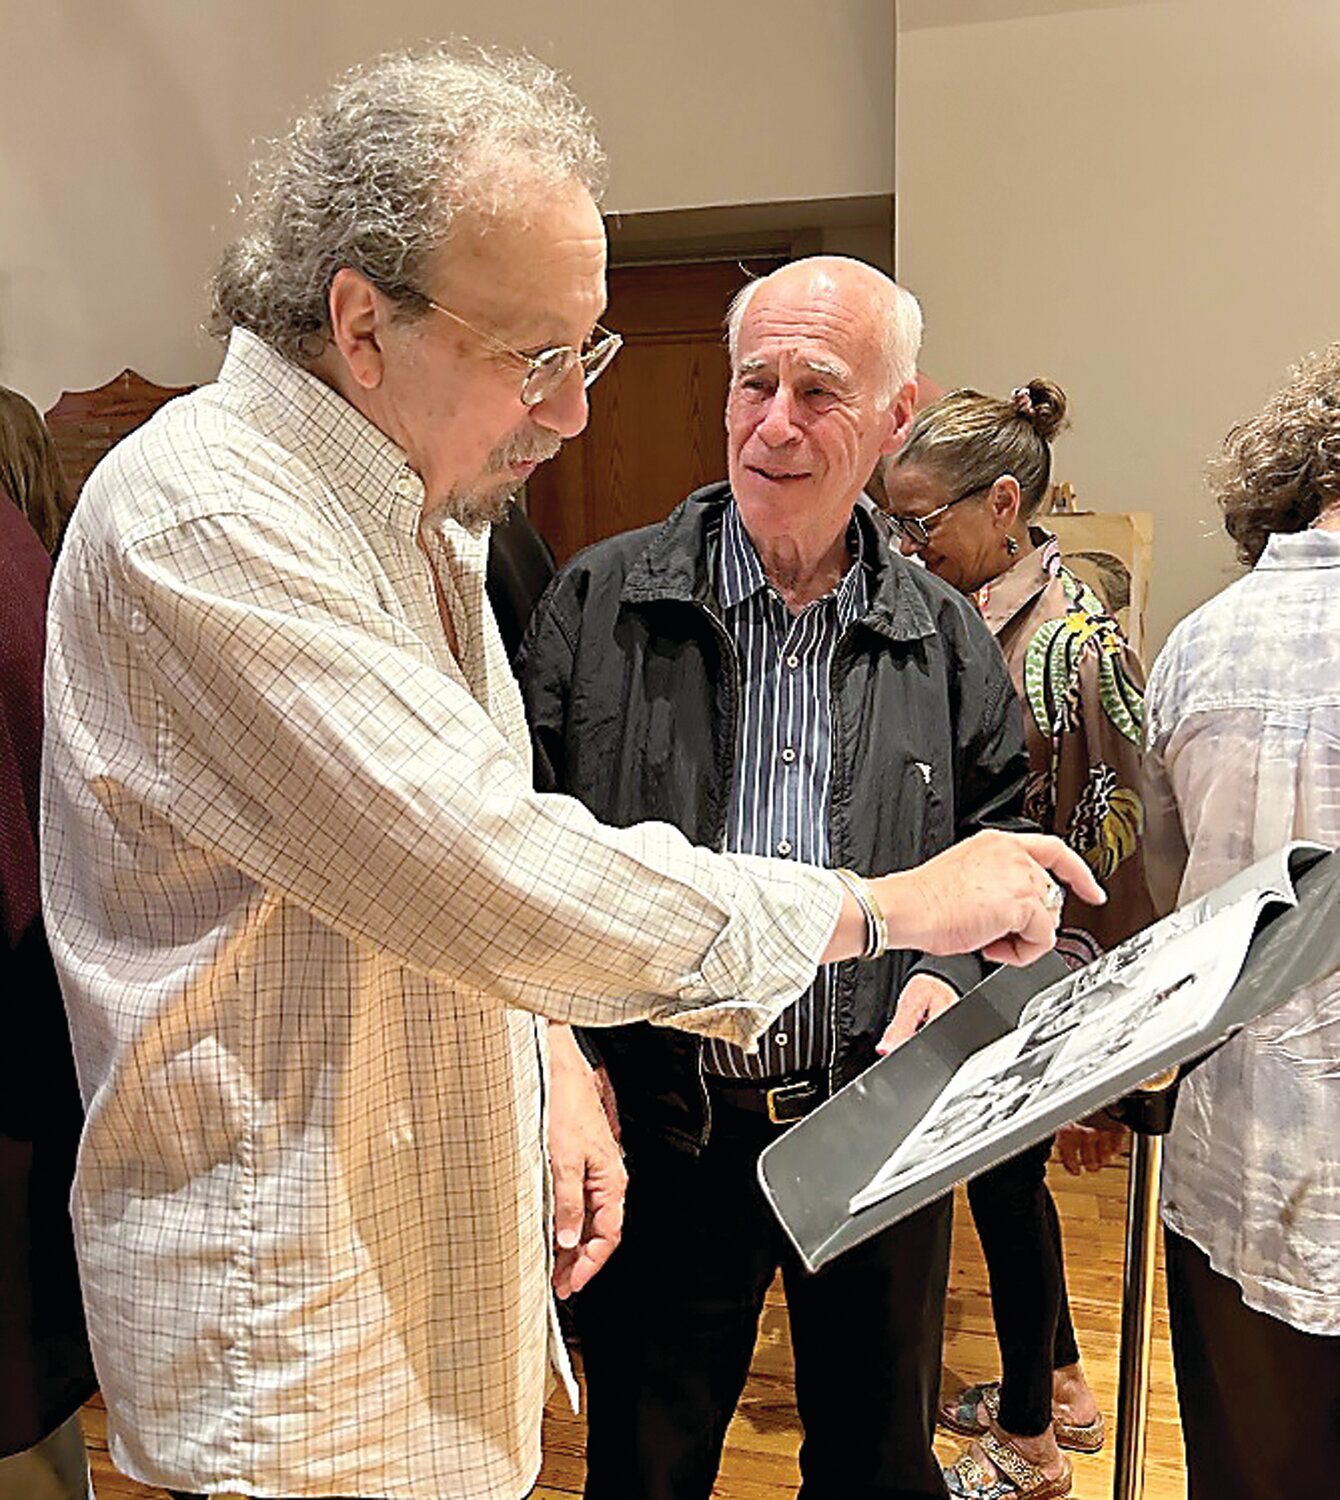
[42,42,1102,1500]
[211,44,616,532]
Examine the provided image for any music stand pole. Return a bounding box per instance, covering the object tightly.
[1111,1075,1177,1500]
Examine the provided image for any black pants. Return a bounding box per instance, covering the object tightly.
[965,1135,1079,1437]
[575,1092,953,1500]
[1165,1227,1340,1500]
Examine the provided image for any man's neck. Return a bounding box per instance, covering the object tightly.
[751,522,853,613]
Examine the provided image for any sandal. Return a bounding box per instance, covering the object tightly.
[1052,1410,1104,1455]
[943,1431,1073,1500]
[939,1381,996,1437]
[938,1380,1105,1453]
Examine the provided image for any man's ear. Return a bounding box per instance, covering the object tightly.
[880,380,918,456]
[327,267,387,391]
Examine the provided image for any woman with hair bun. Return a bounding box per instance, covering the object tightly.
[878,380,1155,1500]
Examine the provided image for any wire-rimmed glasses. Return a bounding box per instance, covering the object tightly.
[421,297,622,407]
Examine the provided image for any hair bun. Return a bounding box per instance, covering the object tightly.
[1012,378,1068,442]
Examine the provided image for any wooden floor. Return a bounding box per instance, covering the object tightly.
[85,1152,1185,1499]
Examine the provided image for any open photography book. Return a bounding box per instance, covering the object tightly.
[759,841,1339,1272]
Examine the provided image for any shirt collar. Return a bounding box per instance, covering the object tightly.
[1256,526,1340,570]
[975,525,1062,634]
[219,328,426,542]
[717,498,867,625]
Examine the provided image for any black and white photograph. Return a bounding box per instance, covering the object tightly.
[849,886,1282,1215]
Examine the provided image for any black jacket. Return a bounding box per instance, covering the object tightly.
[517,484,1029,1152]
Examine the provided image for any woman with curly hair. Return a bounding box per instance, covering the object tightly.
[1143,347,1340,1500]
[878,380,1155,1500]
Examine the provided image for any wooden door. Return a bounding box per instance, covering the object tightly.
[526,258,782,563]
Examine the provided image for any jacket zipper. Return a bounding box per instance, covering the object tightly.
[693,597,742,1149]
[823,631,853,1103]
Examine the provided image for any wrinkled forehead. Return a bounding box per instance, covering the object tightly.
[734,273,882,387]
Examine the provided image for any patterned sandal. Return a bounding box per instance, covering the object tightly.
[1052,1408,1104,1454]
[938,1380,997,1437]
[940,1381,1104,1454]
[982,1384,1105,1455]
[943,1432,1073,1500]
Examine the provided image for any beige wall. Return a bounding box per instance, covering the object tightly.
[897,0,1340,653]
[0,0,894,407]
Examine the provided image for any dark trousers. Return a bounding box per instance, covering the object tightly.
[965,1135,1079,1437]
[575,1093,953,1500]
[1165,1226,1340,1500]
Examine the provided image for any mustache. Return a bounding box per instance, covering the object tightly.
[488,432,563,471]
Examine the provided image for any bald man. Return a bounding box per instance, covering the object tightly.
[517,258,1031,1500]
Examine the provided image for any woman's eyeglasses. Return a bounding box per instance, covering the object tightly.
[884,482,992,549]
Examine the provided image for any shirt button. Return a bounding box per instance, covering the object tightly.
[776,838,792,856]
[781,746,797,764]
[786,654,800,669]
[775,1032,789,1047]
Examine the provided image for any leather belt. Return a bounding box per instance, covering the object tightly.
[707,1071,828,1124]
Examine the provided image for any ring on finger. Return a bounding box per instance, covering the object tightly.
[1042,876,1065,917]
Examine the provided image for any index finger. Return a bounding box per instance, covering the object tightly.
[1015,834,1106,907]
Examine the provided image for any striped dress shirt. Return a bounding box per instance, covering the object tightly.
[704,501,868,1079]
[39,330,844,1498]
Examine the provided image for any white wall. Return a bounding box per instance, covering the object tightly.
[0,0,895,407]
[897,0,1340,652]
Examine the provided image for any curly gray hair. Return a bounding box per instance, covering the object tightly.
[1215,343,1340,565]
[210,43,607,363]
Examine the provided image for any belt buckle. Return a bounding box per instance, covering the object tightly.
[766,1079,816,1124]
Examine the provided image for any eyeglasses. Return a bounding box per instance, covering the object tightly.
[421,297,623,407]
[884,481,992,549]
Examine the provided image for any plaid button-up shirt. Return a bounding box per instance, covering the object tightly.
[1145,527,1340,1335]
[40,330,841,1498]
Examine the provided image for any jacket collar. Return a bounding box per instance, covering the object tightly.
[620,481,936,643]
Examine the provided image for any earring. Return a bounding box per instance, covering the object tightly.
[1005,535,1020,557]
